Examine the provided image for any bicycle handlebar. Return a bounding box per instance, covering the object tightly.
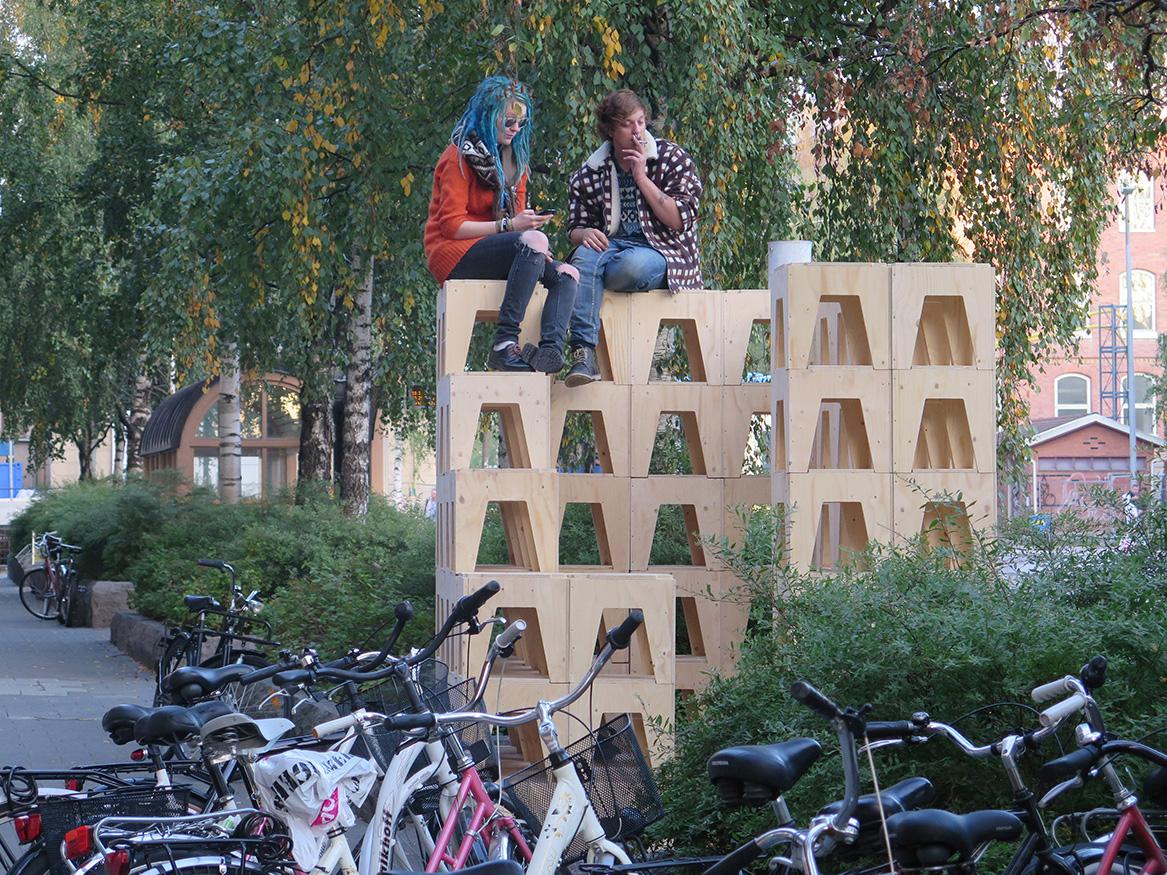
[382,612,643,733]
[790,680,840,721]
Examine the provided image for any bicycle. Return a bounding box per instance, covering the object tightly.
[18,533,81,623]
[154,560,279,710]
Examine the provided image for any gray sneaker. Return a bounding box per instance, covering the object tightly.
[487,342,536,372]
[564,346,600,387]
[521,342,565,374]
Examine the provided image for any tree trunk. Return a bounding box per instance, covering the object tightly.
[297,360,334,497]
[391,430,404,508]
[125,359,154,472]
[341,251,373,518]
[218,345,242,503]
[75,435,93,481]
[112,419,125,479]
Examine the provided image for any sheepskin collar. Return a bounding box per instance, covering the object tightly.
[584,136,660,170]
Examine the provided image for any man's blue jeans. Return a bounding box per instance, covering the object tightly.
[568,239,667,349]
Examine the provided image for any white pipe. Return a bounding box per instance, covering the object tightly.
[1031,456,1039,513]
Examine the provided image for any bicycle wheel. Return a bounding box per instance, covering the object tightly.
[154,633,196,706]
[56,571,74,627]
[201,652,289,720]
[19,569,61,621]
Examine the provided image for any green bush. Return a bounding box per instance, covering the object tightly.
[10,479,437,658]
[655,495,1167,857]
[9,476,176,579]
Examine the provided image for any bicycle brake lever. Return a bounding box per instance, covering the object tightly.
[1039,775,1084,808]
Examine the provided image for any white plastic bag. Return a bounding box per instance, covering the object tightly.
[254,749,377,869]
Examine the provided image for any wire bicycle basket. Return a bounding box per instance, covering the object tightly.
[502,713,664,863]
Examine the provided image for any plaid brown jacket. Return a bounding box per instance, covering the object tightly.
[567,137,704,291]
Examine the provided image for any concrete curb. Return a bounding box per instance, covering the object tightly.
[90,581,134,628]
[110,611,165,670]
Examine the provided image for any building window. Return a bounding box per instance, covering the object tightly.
[1121,373,1157,435]
[1118,269,1157,337]
[1054,374,1090,418]
[1119,173,1155,233]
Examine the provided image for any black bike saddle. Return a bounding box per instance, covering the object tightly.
[707,737,822,805]
[183,595,221,612]
[102,704,154,745]
[163,663,254,704]
[133,701,235,746]
[886,808,1023,866]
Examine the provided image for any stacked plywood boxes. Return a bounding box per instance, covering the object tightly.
[770,262,996,568]
[434,281,768,761]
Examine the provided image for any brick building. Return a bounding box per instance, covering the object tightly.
[1018,173,1166,511]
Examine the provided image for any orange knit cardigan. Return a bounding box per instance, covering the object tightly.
[424,144,529,284]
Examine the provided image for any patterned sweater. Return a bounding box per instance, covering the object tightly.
[567,137,704,290]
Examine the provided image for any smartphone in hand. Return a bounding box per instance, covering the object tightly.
[535,208,558,216]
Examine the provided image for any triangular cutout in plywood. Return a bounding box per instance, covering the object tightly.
[650,504,706,566]
[472,407,534,469]
[559,502,611,567]
[556,410,614,474]
[648,413,706,475]
[920,499,975,561]
[740,413,772,476]
[809,399,874,469]
[650,320,708,382]
[913,295,975,365]
[676,596,707,657]
[464,319,498,371]
[811,501,870,570]
[914,399,975,469]
[475,501,540,570]
[807,296,873,366]
[742,321,771,382]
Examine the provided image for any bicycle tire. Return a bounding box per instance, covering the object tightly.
[56,571,74,627]
[19,569,60,621]
[154,633,196,707]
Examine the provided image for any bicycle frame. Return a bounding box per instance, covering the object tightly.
[1096,806,1167,875]
[424,754,531,872]
[525,760,629,875]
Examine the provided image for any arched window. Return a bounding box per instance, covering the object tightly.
[1054,374,1090,418]
[1118,269,1157,337]
[1121,373,1157,435]
[1119,173,1155,233]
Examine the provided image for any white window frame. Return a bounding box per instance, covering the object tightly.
[1121,372,1158,436]
[1054,374,1091,418]
[1118,268,1157,338]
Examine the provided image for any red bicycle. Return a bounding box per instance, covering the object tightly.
[18,532,81,622]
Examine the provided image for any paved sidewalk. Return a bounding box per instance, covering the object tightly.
[0,577,155,767]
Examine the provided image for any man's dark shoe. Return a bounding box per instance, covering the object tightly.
[487,342,536,372]
[521,342,565,374]
[564,346,600,387]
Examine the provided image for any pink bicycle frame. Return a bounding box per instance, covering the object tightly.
[425,761,532,872]
[1096,805,1167,875]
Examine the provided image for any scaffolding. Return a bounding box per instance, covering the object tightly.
[1097,304,1128,422]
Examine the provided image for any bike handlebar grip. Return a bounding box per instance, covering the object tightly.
[452,581,501,623]
[607,610,644,650]
[272,669,313,687]
[1039,744,1101,784]
[1031,677,1072,703]
[240,662,293,685]
[383,712,438,731]
[312,712,362,738]
[1039,693,1088,728]
[496,619,527,650]
[395,601,414,622]
[702,839,765,875]
[197,559,226,569]
[791,680,840,720]
[864,720,920,740]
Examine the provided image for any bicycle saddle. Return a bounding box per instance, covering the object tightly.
[200,713,295,760]
[886,808,1023,866]
[102,703,153,745]
[819,777,936,858]
[183,594,221,612]
[387,862,523,875]
[133,701,235,746]
[707,737,822,805]
[163,663,255,704]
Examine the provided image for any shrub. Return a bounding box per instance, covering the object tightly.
[654,494,1167,856]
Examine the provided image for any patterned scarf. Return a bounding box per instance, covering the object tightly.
[453,129,518,219]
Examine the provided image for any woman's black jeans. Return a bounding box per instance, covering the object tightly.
[447,231,577,350]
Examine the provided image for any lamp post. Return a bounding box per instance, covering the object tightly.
[1121,180,1138,490]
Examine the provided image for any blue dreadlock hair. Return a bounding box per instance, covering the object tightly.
[451,76,533,212]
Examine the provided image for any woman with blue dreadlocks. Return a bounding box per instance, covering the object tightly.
[424,76,579,372]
